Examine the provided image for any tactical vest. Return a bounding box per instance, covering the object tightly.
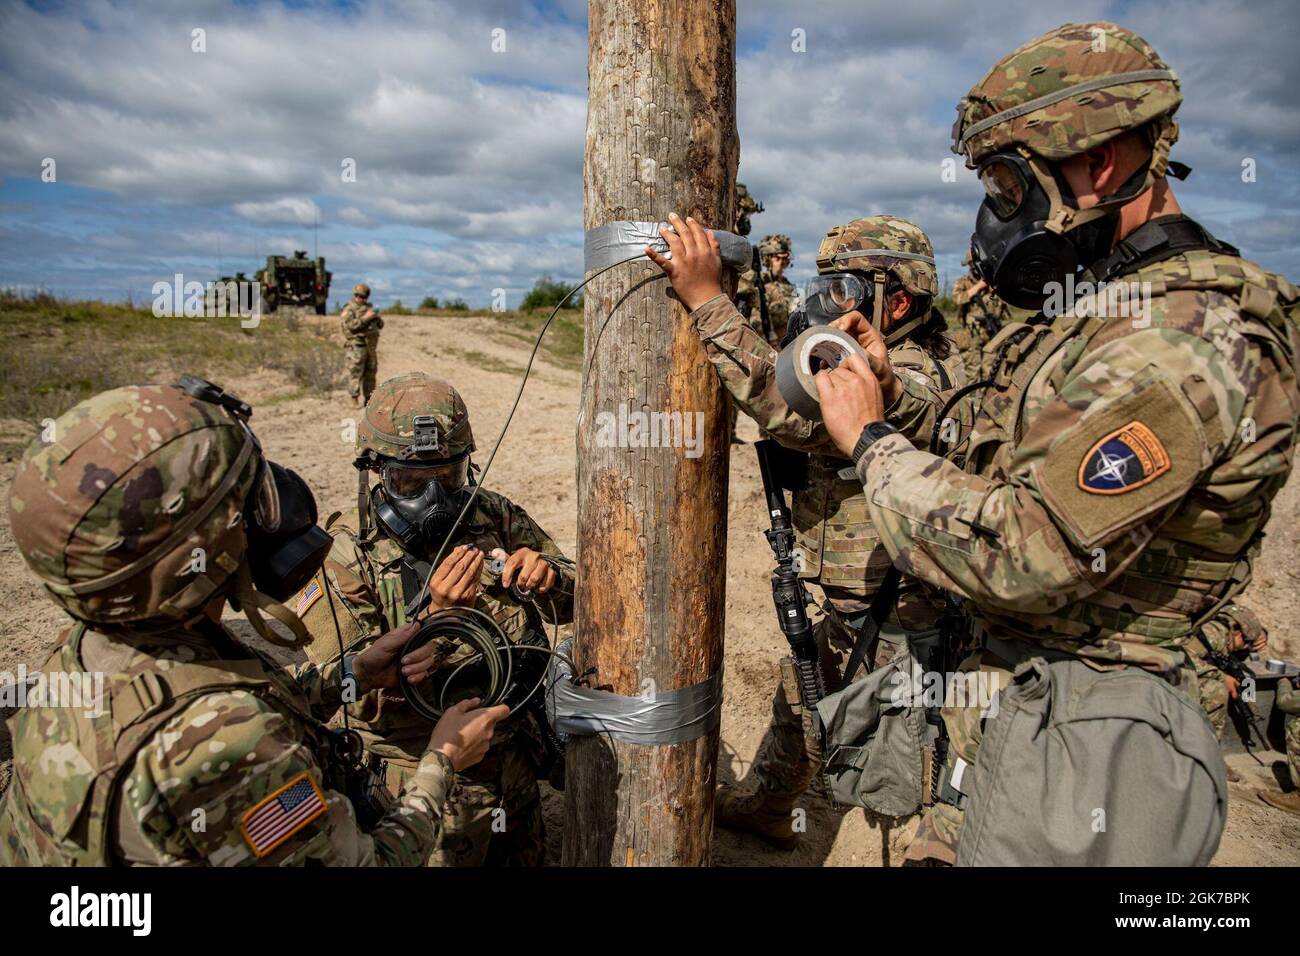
[964,244,1298,670]
[795,341,967,603]
[0,624,328,866]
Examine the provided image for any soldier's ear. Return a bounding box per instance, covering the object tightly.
[890,290,912,321]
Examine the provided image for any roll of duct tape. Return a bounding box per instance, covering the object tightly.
[775,325,870,421]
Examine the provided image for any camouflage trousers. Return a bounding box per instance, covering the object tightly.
[743,604,902,806]
[345,337,379,401]
[1285,715,1300,790]
[384,737,544,867]
[1197,666,1230,740]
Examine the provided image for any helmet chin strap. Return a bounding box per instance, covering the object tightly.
[870,273,887,332]
[1030,118,1181,238]
[232,563,313,649]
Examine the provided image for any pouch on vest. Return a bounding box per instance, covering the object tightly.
[815,641,931,818]
[955,657,1227,866]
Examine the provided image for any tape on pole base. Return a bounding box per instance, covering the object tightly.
[545,639,722,745]
[775,325,870,421]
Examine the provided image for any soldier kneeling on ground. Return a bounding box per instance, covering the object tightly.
[0,378,506,866]
[291,372,575,866]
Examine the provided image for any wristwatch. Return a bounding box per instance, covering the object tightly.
[851,421,899,465]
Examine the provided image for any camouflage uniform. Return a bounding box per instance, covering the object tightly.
[950,270,1011,382]
[1275,680,1300,790]
[341,287,383,403]
[689,217,968,845]
[1190,604,1265,740]
[854,23,1300,864]
[293,373,574,866]
[732,182,764,321]
[0,384,450,866]
[757,234,797,347]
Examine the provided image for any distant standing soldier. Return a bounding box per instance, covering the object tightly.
[950,253,1011,381]
[733,182,765,320]
[757,234,797,346]
[341,283,383,406]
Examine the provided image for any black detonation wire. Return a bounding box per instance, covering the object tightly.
[398,252,661,719]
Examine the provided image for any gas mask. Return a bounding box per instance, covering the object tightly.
[970,150,1166,311]
[369,453,473,558]
[800,271,922,347]
[244,459,333,602]
[176,375,332,646]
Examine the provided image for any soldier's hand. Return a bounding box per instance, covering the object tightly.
[429,698,511,771]
[830,311,902,405]
[500,547,556,594]
[351,621,420,692]
[815,352,885,458]
[1223,674,1241,700]
[427,545,483,610]
[646,213,724,312]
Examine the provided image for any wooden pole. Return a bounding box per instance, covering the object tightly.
[563,0,737,866]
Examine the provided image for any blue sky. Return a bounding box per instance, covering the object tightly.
[1,0,1297,308]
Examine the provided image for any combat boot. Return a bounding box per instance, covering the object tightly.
[715,784,802,851]
[1258,789,1300,818]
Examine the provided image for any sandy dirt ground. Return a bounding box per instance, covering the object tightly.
[2,311,1298,866]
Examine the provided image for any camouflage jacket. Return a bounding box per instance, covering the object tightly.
[690,293,967,621]
[0,618,450,866]
[341,300,383,341]
[856,245,1300,682]
[293,488,574,769]
[762,273,797,346]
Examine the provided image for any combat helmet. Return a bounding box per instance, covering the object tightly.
[952,22,1182,171]
[758,234,793,259]
[356,372,475,466]
[8,380,327,645]
[811,215,939,343]
[353,283,371,299]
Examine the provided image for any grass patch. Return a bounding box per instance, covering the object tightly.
[0,290,343,454]
[442,347,525,377]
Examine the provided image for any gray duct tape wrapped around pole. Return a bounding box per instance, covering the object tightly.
[584,220,753,274]
[775,325,871,421]
[546,639,723,745]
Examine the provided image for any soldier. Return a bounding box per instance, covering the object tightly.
[341,282,383,406]
[733,182,765,321]
[0,379,506,866]
[757,234,797,347]
[646,214,967,849]
[807,22,1298,864]
[291,372,574,865]
[1258,677,1300,818]
[1193,604,1267,744]
[949,253,1011,381]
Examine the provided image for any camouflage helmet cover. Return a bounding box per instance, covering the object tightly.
[952,22,1182,168]
[758,234,792,258]
[815,215,938,297]
[353,283,371,298]
[735,182,762,217]
[356,372,476,464]
[8,385,260,626]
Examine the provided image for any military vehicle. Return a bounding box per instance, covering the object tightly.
[255,251,332,314]
[204,272,253,315]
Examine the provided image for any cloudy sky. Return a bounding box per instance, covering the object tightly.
[1,0,1297,308]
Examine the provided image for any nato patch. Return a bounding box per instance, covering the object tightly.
[1077,421,1171,495]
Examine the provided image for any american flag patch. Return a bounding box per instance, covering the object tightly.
[240,773,327,858]
[295,576,323,616]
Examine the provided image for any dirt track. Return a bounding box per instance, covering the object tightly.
[2,311,1298,865]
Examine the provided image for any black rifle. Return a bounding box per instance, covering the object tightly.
[755,439,825,719]
[1196,632,1270,757]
